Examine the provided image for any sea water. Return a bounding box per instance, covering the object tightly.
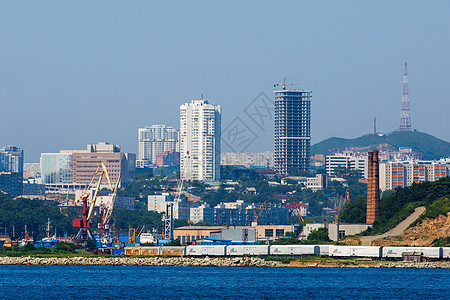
[0,265,448,299]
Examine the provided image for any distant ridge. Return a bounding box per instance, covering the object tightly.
[311,131,450,160]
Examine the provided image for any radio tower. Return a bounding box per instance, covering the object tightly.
[399,62,411,131]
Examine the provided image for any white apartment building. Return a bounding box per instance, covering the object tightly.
[180,99,221,181]
[148,193,198,220]
[379,159,449,191]
[281,174,327,191]
[221,151,274,169]
[325,151,368,178]
[138,125,179,166]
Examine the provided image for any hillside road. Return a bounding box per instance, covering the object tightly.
[361,206,426,246]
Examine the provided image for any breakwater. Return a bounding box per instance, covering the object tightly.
[0,256,449,268]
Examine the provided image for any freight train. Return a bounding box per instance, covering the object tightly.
[124,245,450,260]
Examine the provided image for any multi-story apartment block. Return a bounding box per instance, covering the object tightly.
[221,151,274,169]
[189,201,289,226]
[274,88,312,175]
[137,125,179,167]
[0,145,24,197]
[379,160,450,191]
[180,99,221,181]
[325,151,368,178]
[190,204,215,224]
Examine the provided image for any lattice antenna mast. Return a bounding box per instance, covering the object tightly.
[400,62,411,131]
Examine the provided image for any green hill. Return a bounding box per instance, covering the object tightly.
[311,131,450,160]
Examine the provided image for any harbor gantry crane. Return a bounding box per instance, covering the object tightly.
[73,162,121,245]
[274,78,315,90]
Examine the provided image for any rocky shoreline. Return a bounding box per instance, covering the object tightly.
[0,256,449,268]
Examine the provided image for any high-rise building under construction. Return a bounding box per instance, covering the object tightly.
[274,87,312,175]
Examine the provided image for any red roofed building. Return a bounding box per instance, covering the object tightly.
[156,150,180,167]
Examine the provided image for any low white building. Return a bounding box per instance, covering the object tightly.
[148,193,198,220]
[326,151,368,178]
[281,174,327,191]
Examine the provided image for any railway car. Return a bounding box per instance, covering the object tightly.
[125,246,141,256]
[316,245,330,256]
[268,245,328,256]
[226,245,269,256]
[186,245,226,256]
[269,245,303,256]
[383,247,442,259]
[329,246,382,258]
[140,246,160,256]
[160,246,185,256]
[442,247,450,259]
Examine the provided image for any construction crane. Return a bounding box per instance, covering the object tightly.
[274,78,315,90]
[73,162,121,245]
[291,199,304,223]
[253,199,267,226]
[334,189,350,223]
[164,151,190,240]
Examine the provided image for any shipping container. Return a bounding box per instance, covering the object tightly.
[442,247,450,259]
[160,246,185,256]
[226,245,269,256]
[112,249,125,255]
[186,245,226,256]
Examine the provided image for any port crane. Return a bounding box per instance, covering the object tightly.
[73,162,121,245]
[334,189,350,223]
[253,199,267,226]
[274,78,314,90]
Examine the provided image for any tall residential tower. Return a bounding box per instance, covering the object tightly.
[180,99,221,181]
[274,88,312,175]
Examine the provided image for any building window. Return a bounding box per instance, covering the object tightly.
[275,229,284,237]
[265,229,274,237]
[182,236,185,244]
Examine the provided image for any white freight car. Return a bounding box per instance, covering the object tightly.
[383,247,442,259]
[186,245,226,256]
[316,245,330,256]
[329,246,382,258]
[269,245,327,256]
[226,245,269,256]
[269,245,303,256]
[442,247,450,259]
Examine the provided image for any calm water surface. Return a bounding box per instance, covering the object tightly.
[0,265,448,299]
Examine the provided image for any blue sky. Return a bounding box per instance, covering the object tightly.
[1,1,449,162]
